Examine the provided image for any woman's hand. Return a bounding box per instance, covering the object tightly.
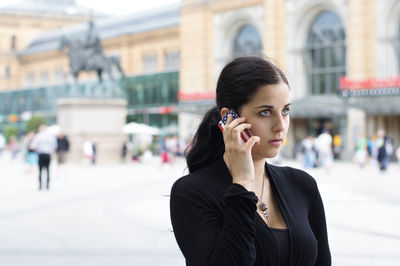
[222,114,260,191]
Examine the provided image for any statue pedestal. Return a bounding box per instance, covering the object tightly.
[57,98,127,164]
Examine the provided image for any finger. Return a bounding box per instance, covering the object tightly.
[225,113,234,125]
[244,136,260,149]
[226,114,246,127]
[225,116,246,130]
[224,121,250,142]
[223,115,242,138]
[230,123,252,141]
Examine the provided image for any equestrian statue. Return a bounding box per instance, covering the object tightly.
[59,20,124,83]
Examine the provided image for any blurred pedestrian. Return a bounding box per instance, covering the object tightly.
[377,129,393,173]
[83,140,93,163]
[131,150,142,162]
[315,129,333,173]
[166,136,176,162]
[91,141,97,165]
[24,132,38,174]
[56,132,70,178]
[301,136,316,168]
[142,146,153,163]
[160,136,172,165]
[9,135,19,160]
[0,133,5,157]
[367,135,378,164]
[177,137,185,157]
[56,132,70,165]
[354,134,368,168]
[333,134,342,159]
[121,141,128,163]
[31,125,57,190]
[396,145,400,168]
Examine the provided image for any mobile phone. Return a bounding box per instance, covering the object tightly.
[218,109,253,142]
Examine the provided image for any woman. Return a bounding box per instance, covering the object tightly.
[170,56,331,266]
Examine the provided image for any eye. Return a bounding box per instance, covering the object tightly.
[259,109,271,117]
[282,108,290,116]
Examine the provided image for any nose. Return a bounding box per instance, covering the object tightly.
[272,114,285,133]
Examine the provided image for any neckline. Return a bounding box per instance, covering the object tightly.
[270,227,289,232]
[218,157,290,229]
[257,162,290,230]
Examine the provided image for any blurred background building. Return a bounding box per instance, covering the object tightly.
[1,0,400,160]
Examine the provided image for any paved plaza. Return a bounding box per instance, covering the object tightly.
[0,152,399,266]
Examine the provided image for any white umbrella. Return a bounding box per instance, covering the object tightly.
[122,122,160,135]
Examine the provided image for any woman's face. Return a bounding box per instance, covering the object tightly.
[239,81,291,159]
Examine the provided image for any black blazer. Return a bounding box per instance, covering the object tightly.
[170,158,331,266]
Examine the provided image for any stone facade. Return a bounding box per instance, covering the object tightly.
[2,0,400,160]
[0,12,89,90]
[179,0,400,159]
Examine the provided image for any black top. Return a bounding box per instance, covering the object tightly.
[270,228,289,266]
[170,158,331,266]
[56,136,69,152]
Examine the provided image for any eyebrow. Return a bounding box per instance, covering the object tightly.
[255,103,292,109]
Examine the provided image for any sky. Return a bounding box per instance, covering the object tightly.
[0,0,181,15]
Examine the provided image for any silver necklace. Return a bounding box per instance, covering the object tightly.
[257,176,269,220]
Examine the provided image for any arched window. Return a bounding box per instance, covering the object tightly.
[11,35,17,51]
[395,21,400,71]
[305,11,346,95]
[232,24,262,57]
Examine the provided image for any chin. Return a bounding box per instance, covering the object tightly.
[265,151,279,159]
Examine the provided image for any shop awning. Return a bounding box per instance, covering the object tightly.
[291,95,400,118]
[291,96,347,118]
[347,96,400,115]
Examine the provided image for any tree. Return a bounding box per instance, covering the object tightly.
[3,126,18,144]
[25,116,47,133]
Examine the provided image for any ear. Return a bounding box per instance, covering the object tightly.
[220,107,230,120]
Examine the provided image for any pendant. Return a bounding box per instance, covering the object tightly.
[258,201,269,220]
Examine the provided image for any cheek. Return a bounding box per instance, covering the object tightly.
[249,121,266,138]
[284,117,290,133]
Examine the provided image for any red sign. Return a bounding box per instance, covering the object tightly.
[340,76,400,90]
[178,91,216,101]
[340,76,400,96]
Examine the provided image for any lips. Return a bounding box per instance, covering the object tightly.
[268,139,283,147]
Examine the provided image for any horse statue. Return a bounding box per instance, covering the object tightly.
[59,34,124,83]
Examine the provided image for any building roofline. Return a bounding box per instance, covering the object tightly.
[0,0,105,17]
[18,4,180,57]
